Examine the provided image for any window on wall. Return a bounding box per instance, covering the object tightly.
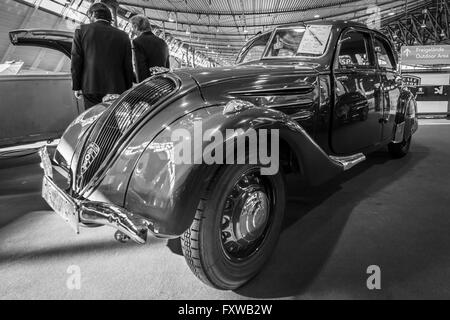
[374,37,396,70]
[337,31,374,68]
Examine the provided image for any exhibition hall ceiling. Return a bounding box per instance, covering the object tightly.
[119,0,433,64]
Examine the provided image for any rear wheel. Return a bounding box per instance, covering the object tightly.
[181,165,285,290]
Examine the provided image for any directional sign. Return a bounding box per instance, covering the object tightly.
[401,45,450,65]
[434,86,444,95]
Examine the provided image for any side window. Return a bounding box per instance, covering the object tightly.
[241,44,266,64]
[237,32,271,64]
[374,37,396,70]
[337,31,373,68]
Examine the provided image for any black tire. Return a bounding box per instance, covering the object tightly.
[388,136,411,158]
[181,164,286,290]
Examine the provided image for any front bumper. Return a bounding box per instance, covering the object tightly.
[39,146,152,244]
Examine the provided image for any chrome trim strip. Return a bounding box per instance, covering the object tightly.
[268,101,313,109]
[229,85,315,96]
[330,153,366,171]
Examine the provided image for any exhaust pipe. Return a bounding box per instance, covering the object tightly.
[79,202,149,244]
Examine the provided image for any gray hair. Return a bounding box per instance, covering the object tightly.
[130,14,151,32]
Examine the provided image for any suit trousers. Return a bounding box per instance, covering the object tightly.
[83,93,105,110]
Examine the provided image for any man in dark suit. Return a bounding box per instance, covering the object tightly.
[129,15,170,83]
[71,2,134,110]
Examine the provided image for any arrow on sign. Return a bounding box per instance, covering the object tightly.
[404,48,412,57]
[434,86,443,95]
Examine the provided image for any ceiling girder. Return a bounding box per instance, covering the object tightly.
[382,0,450,49]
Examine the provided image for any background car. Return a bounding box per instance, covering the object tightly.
[0,29,82,149]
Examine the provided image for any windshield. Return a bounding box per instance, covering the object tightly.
[265,25,332,58]
[237,25,332,64]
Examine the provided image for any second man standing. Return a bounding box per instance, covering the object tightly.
[130,15,170,83]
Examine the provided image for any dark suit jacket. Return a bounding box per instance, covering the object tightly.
[71,21,133,94]
[132,31,170,82]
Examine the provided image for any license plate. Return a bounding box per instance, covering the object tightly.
[42,176,79,233]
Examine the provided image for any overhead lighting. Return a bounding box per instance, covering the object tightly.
[388,12,395,16]
[421,21,427,28]
[294,27,306,32]
[314,14,320,18]
[243,28,249,33]
[168,12,175,23]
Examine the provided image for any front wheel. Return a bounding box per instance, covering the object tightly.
[181,165,286,290]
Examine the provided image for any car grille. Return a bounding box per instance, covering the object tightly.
[76,76,177,192]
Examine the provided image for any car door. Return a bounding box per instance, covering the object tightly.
[0,29,82,148]
[373,35,401,142]
[331,29,383,155]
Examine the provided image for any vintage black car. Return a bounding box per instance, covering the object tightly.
[23,21,418,290]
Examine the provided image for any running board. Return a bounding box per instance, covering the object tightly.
[329,153,366,171]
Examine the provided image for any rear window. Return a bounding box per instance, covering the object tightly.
[374,37,396,70]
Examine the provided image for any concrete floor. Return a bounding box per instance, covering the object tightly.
[0,119,449,300]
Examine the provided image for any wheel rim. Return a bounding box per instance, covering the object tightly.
[220,169,273,262]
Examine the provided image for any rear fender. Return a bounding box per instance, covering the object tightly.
[393,89,418,142]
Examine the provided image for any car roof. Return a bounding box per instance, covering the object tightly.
[276,20,393,46]
[280,20,369,29]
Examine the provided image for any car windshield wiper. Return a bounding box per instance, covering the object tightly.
[306,25,323,46]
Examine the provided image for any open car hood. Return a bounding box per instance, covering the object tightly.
[9,29,73,57]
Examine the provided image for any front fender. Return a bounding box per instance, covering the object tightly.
[54,103,106,171]
[125,105,342,237]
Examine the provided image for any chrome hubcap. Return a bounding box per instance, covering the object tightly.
[220,170,272,261]
[236,191,269,242]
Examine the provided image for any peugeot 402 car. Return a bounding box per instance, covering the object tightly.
[10,21,418,290]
